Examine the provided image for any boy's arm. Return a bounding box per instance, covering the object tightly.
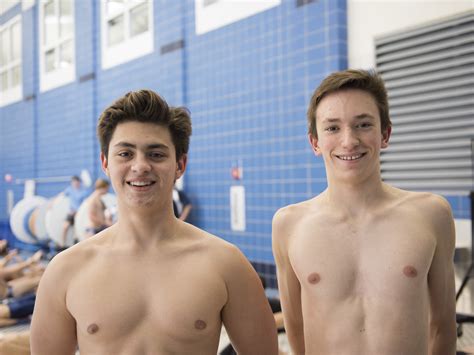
[427,195,456,355]
[30,254,77,355]
[179,204,192,221]
[272,208,305,354]
[221,245,278,355]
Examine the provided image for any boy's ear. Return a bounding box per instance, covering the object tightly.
[308,134,321,156]
[381,126,391,149]
[175,154,187,180]
[100,152,109,176]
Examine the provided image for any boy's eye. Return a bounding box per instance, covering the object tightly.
[358,122,372,128]
[149,152,165,159]
[118,152,131,157]
[325,126,338,132]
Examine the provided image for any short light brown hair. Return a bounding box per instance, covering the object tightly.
[94,178,109,190]
[97,89,192,160]
[307,69,391,138]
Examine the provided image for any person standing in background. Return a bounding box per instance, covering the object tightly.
[172,185,192,221]
[84,178,113,238]
[60,175,88,246]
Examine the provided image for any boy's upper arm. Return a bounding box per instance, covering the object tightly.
[30,253,77,355]
[272,208,305,352]
[221,245,278,355]
[427,196,456,352]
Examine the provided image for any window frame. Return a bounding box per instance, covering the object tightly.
[0,0,20,15]
[38,0,76,93]
[195,0,281,35]
[0,15,22,107]
[100,0,154,70]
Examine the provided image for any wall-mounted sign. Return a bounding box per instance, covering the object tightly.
[230,185,246,231]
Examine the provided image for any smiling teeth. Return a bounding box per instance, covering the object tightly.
[130,181,152,186]
[339,154,362,161]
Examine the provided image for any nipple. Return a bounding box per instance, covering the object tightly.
[87,323,99,334]
[194,319,207,330]
[307,272,321,285]
[403,265,418,278]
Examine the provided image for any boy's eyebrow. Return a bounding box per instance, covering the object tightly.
[354,113,376,120]
[321,114,376,123]
[322,118,341,123]
[147,144,170,150]
[113,142,136,149]
[113,142,170,150]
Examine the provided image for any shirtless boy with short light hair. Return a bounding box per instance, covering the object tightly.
[272,69,456,355]
[84,178,111,238]
[31,90,278,355]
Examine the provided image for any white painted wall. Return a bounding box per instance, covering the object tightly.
[348,0,474,70]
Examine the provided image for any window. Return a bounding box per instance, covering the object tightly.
[39,0,75,92]
[195,0,281,35]
[0,0,20,15]
[101,0,153,69]
[377,12,474,195]
[0,16,22,107]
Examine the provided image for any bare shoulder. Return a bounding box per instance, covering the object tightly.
[395,188,453,220]
[273,198,318,229]
[409,191,454,244]
[388,187,454,244]
[182,222,244,260]
[181,223,253,276]
[272,197,321,243]
[43,233,105,283]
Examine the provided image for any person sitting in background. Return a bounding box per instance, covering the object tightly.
[0,250,42,281]
[0,330,30,355]
[0,271,42,300]
[0,249,18,268]
[0,240,8,256]
[84,179,113,238]
[0,293,36,327]
[0,249,42,300]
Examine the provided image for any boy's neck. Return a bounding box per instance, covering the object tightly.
[324,176,388,217]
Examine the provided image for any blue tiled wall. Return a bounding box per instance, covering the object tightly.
[2,0,469,287]
[184,0,347,280]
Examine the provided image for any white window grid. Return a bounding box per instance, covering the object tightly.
[39,0,75,92]
[0,15,22,107]
[0,0,20,15]
[101,0,153,69]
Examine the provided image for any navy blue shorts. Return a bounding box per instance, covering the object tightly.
[8,293,36,319]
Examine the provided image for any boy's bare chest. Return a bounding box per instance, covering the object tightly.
[288,215,436,300]
[66,256,226,346]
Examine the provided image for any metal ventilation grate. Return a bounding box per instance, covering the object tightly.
[376,11,474,195]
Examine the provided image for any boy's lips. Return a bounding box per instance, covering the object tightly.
[336,153,366,161]
[126,180,156,187]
